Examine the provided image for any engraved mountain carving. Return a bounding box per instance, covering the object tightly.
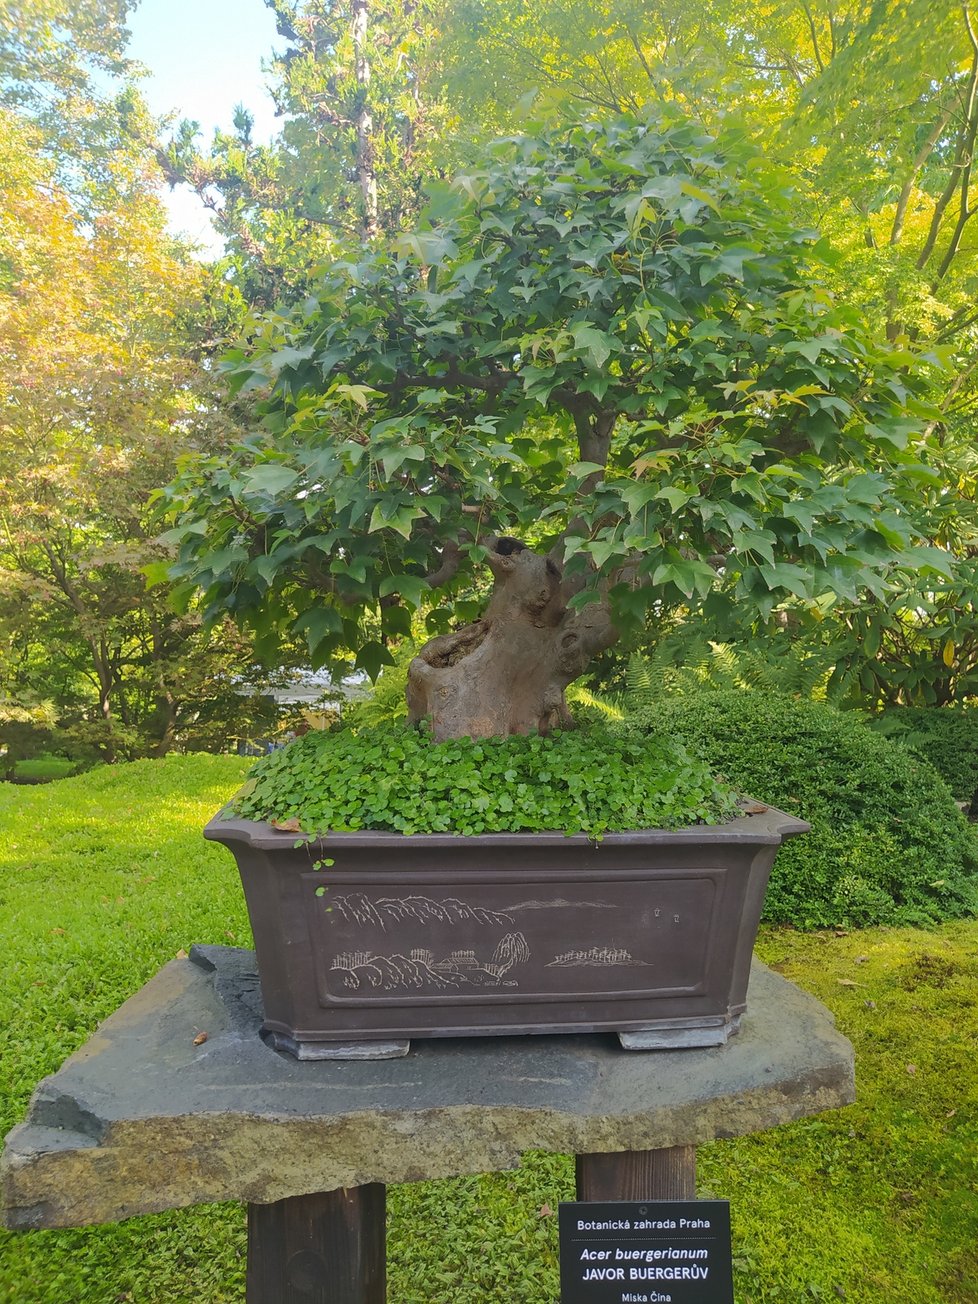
[331,893,516,931]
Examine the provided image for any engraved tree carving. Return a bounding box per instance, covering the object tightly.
[491,932,531,976]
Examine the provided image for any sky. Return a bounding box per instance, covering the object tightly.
[126,0,284,254]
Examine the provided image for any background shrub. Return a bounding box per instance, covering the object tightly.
[632,690,978,928]
[870,706,978,802]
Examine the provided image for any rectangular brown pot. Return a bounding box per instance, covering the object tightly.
[204,806,808,1059]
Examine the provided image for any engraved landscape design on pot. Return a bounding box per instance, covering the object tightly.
[327,893,530,990]
[320,886,695,995]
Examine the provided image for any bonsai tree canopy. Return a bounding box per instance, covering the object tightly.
[164,112,948,740]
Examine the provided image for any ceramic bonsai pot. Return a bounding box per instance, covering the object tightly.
[205,804,808,1059]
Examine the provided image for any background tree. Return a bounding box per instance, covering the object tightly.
[0,0,154,217]
[159,0,455,307]
[436,2,978,341]
[0,18,285,763]
[164,113,948,739]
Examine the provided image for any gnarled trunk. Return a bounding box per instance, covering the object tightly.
[406,537,617,741]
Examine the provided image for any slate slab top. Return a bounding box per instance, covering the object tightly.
[1,945,854,1229]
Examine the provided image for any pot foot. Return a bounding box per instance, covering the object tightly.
[262,1030,411,1060]
[618,1015,742,1050]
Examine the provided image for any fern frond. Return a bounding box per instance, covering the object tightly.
[567,684,625,721]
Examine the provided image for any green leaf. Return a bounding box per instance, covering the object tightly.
[395,230,458,264]
[378,574,431,607]
[677,179,720,212]
[268,345,314,371]
[355,641,396,681]
[567,588,604,610]
[142,561,172,589]
[760,562,814,599]
[655,486,693,511]
[618,481,660,514]
[368,503,425,539]
[736,530,776,566]
[781,501,817,535]
[334,384,381,411]
[381,603,412,638]
[670,558,716,598]
[587,537,626,569]
[569,323,614,369]
[241,464,300,497]
[294,607,343,657]
[844,474,886,505]
[381,445,426,477]
[783,337,829,365]
[866,420,918,451]
[252,555,280,586]
[902,547,955,580]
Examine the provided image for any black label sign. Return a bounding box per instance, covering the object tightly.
[558,1200,734,1304]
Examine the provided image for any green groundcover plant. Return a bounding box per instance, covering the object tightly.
[229,724,738,837]
[638,689,978,927]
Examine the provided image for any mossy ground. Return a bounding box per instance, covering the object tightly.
[1,759,976,1303]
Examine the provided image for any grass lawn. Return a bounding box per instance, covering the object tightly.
[1,757,976,1302]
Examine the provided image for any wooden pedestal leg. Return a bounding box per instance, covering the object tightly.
[575,1146,697,1201]
[246,1185,386,1304]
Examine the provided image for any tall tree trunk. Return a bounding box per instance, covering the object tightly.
[917,38,978,274]
[352,0,378,239]
[153,703,178,757]
[886,105,955,339]
[39,541,119,761]
[93,651,117,763]
[406,537,618,741]
[149,616,178,756]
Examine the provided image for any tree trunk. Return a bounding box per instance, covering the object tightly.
[352,0,378,240]
[92,643,118,764]
[406,537,618,741]
[153,699,178,757]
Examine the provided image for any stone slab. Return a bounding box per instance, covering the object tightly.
[1,946,854,1230]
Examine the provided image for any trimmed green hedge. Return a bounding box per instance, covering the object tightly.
[872,706,978,802]
[633,690,978,928]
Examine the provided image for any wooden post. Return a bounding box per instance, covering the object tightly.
[246,1185,386,1304]
[575,1146,696,1202]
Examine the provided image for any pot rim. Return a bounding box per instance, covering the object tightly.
[205,801,810,852]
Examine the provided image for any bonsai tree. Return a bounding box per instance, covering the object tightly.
[164,112,947,740]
